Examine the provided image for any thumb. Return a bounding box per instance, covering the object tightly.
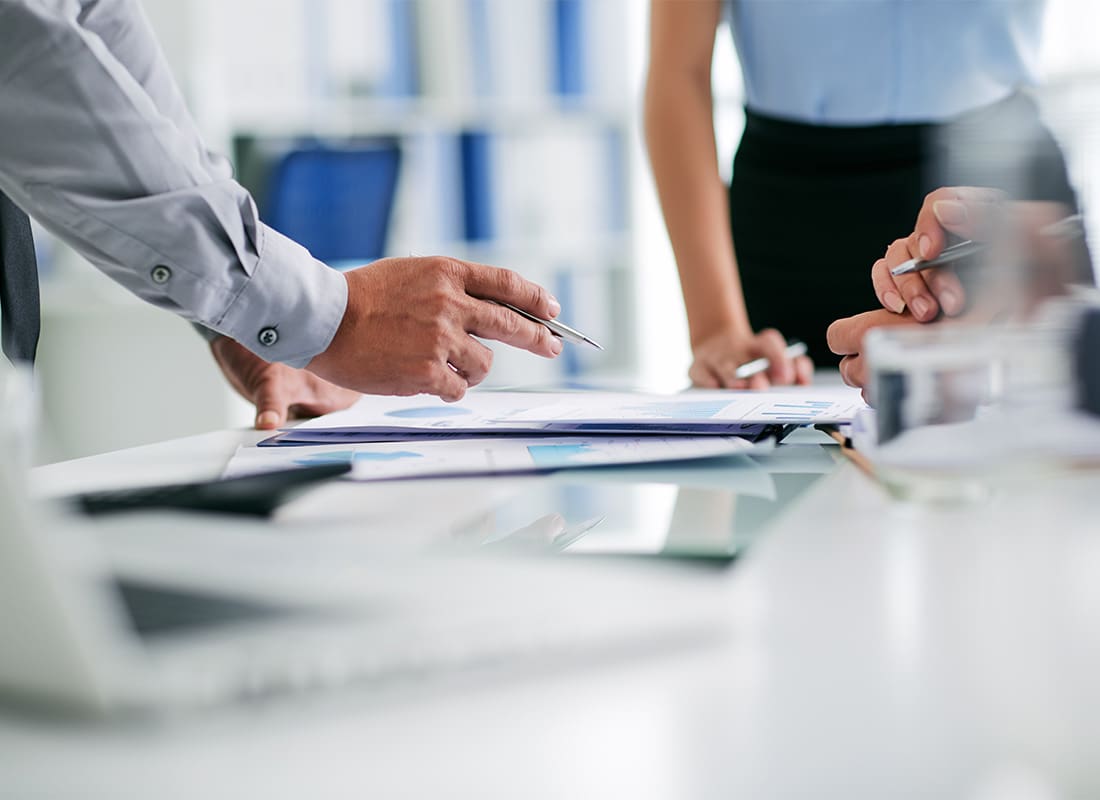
[253,375,291,430]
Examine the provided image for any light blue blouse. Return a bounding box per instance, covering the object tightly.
[725,0,1045,125]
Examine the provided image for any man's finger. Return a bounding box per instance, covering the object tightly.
[924,268,967,316]
[434,363,470,403]
[466,299,563,357]
[826,315,863,356]
[909,187,1008,263]
[931,186,1008,240]
[871,257,907,314]
[460,262,560,320]
[447,338,495,388]
[253,374,291,430]
[887,239,939,322]
[838,354,865,389]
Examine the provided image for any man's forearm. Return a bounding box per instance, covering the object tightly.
[645,74,751,344]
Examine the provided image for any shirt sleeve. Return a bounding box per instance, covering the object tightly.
[0,0,347,368]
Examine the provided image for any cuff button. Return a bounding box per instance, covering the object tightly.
[150,265,172,285]
[258,327,279,347]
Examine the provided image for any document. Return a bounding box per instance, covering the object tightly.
[272,387,866,445]
[224,435,765,482]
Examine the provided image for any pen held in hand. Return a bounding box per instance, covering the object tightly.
[890,239,989,276]
[734,340,808,380]
[494,301,604,351]
[890,213,1086,276]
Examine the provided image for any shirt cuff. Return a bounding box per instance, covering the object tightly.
[214,225,348,369]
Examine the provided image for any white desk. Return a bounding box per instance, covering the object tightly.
[6,428,1100,798]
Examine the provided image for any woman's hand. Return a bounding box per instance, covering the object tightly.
[689,326,814,389]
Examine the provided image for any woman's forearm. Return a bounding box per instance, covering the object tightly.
[645,58,752,346]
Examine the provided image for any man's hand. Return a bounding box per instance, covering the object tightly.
[308,256,563,402]
[826,309,919,395]
[689,325,813,389]
[870,186,1007,321]
[211,336,360,430]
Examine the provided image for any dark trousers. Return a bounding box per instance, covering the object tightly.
[730,92,1079,366]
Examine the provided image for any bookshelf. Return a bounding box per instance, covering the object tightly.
[181,0,642,386]
[35,0,651,460]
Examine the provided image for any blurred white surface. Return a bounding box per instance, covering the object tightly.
[6,428,1100,797]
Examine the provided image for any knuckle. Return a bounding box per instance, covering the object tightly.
[425,315,451,342]
[888,237,910,258]
[497,307,522,338]
[424,259,464,296]
[758,328,785,350]
[434,256,464,280]
[413,359,439,386]
[497,268,522,295]
[476,348,493,376]
[531,322,553,350]
[426,285,455,313]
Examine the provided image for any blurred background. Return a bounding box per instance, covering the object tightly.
[31,0,1100,462]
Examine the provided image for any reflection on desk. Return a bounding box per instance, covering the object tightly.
[445,430,841,558]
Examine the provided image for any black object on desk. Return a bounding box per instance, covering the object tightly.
[73,462,352,518]
[1076,307,1100,418]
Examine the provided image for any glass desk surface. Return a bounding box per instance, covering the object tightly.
[444,429,841,560]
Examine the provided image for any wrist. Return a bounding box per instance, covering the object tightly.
[690,318,754,351]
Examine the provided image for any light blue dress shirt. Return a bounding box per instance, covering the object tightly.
[726,0,1045,125]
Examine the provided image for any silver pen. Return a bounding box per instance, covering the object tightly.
[890,239,989,276]
[734,340,808,380]
[495,301,604,351]
[891,213,1086,276]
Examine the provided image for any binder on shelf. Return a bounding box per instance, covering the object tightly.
[378,0,420,97]
[459,130,496,242]
[553,0,587,99]
[264,139,403,265]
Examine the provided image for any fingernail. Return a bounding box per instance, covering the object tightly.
[912,296,933,319]
[547,295,561,317]
[550,337,564,355]
[933,199,969,226]
[256,411,279,429]
[883,290,906,314]
[939,289,960,315]
[918,235,932,259]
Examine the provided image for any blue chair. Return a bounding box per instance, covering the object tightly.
[264,138,402,265]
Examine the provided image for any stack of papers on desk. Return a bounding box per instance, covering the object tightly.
[265,388,866,445]
[225,387,865,483]
[225,435,766,482]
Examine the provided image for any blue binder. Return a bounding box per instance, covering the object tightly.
[265,139,402,265]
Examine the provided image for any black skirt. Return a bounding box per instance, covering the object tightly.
[729,92,1078,366]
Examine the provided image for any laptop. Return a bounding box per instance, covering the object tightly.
[0,362,730,715]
